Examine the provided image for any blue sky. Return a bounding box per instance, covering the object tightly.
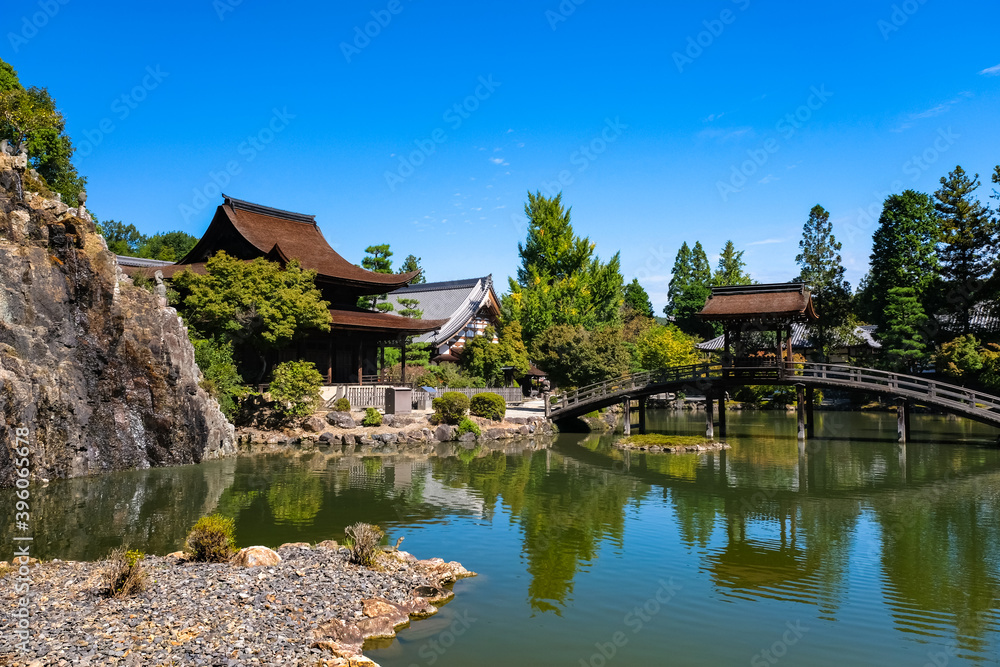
[5,0,998,313]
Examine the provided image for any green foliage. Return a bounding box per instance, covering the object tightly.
[397,297,423,319]
[96,220,197,260]
[192,337,249,419]
[712,240,753,287]
[269,361,323,420]
[102,547,147,599]
[345,522,384,568]
[433,391,470,424]
[858,191,940,326]
[357,244,394,312]
[97,220,144,255]
[185,515,237,563]
[881,287,928,372]
[461,322,530,386]
[397,254,426,283]
[795,204,852,360]
[470,392,506,421]
[362,407,383,427]
[533,324,631,388]
[0,59,86,206]
[456,417,481,437]
[623,279,654,318]
[665,241,715,338]
[935,166,997,335]
[937,334,983,380]
[173,252,330,380]
[503,192,624,348]
[332,397,351,412]
[633,324,701,370]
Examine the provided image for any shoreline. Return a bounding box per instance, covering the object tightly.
[0,543,475,667]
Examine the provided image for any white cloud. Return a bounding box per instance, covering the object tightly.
[746,238,785,246]
[698,127,753,142]
[758,174,779,185]
[489,157,509,166]
[980,63,1000,76]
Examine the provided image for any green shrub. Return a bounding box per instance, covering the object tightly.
[193,337,250,419]
[269,360,324,421]
[185,514,236,563]
[433,391,470,424]
[332,397,351,412]
[470,392,505,421]
[456,417,481,437]
[345,522,384,568]
[102,546,147,598]
[362,407,382,427]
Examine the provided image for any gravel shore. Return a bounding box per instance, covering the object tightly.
[0,543,474,667]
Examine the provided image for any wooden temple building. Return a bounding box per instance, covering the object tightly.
[123,195,448,383]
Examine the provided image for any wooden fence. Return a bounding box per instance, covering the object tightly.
[322,384,527,410]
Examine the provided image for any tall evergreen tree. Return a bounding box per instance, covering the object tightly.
[795,204,851,360]
[712,240,753,286]
[664,240,714,339]
[357,244,394,312]
[623,278,654,319]
[665,242,692,313]
[934,166,997,334]
[881,287,928,372]
[397,254,426,283]
[690,241,711,285]
[858,190,940,327]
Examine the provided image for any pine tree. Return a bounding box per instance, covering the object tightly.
[665,241,714,338]
[665,242,692,315]
[795,204,851,360]
[397,254,426,283]
[623,278,654,319]
[712,240,753,286]
[357,244,394,312]
[858,191,939,327]
[881,287,928,372]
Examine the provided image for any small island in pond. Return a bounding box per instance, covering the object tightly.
[614,434,731,453]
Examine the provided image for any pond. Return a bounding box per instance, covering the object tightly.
[4,410,1000,665]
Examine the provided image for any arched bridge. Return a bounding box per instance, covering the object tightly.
[547,362,1000,439]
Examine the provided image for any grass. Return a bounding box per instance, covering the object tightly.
[617,434,717,447]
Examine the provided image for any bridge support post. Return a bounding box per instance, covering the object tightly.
[623,398,631,436]
[718,393,727,439]
[705,395,714,439]
[796,384,806,441]
[896,398,910,443]
[805,387,815,439]
[638,397,647,435]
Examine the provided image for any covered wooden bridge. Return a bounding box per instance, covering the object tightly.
[547,284,1000,442]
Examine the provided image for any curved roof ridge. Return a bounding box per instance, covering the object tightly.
[222,193,316,223]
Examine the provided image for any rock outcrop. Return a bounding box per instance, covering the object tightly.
[0,154,234,485]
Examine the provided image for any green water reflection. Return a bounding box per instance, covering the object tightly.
[3,411,999,665]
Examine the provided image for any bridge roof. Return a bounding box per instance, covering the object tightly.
[698,283,818,323]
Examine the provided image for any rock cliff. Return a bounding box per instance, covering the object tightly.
[0,154,234,485]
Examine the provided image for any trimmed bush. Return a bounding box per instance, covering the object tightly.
[332,397,351,412]
[102,547,147,598]
[470,392,505,421]
[185,514,236,563]
[269,360,323,421]
[345,522,384,567]
[456,417,481,437]
[432,391,470,425]
[362,407,383,426]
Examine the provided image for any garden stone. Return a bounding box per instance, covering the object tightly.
[325,411,356,429]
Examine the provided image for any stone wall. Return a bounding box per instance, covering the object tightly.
[0,154,234,484]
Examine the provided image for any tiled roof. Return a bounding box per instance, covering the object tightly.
[387,276,498,344]
[699,283,818,322]
[697,322,882,351]
[329,307,448,334]
[116,255,175,268]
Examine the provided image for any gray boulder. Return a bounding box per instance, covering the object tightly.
[325,411,356,429]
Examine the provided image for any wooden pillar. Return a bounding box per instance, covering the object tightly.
[896,398,909,443]
[327,337,333,385]
[623,398,632,436]
[357,339,363,385]
[400,340,407,384]
[775,327,782,374]
[796,383,805,440]
[723,327,731,372]
[638,397,647,435]
[805,386,815,439]
[379,345,385,379]
[718,393,727,439]
[705,394,714,439]
[786,327,794,368]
